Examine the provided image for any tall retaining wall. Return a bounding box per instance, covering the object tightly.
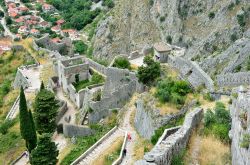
[86,58,107,76]
[63,124,93,137]
[168,56,214,91]
[230,88,250,165]
[88,67,143,123]
[134,93,197,139]
[135,108,203,165]
[216,72,250,87]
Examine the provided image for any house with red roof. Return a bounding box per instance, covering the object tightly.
[9,11,18,18]
[40,21,50,28]
[30,28,40,36]
[51,25,60,34]
[18,26,29,35]
[56,19,64,26]
[62,29,79,40]
[42,3,54,13]
[51,37,61,43]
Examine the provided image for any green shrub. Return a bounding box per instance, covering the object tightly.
[228,3,235,10]
[113,57,131,70]
[137,56,161,85]
[230,33,238,42]
[166,35,172,44]
[103,0,114,8]
[203,93,214,101]
[0,120,15,134]
[155,78,191,105]
[204,102,231,143]
[208,12,215,19]
[160,16,165,22]
[73,40,88,54]
[240,134,250,149]
[237,13,246,27]
[149,0,154,6]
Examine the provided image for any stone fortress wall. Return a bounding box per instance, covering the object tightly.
[168,55,214,91]
[33,34,73,56]
[135,108,203,165]
[88,67,143,123]
[134,93,197,139]
[216,72,250,87]
[230,87,250,165]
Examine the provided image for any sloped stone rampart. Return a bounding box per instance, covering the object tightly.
[135,108,203,165]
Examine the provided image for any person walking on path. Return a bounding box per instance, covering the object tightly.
[123,148,127,157]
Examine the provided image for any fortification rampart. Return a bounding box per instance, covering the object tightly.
[134,93,197,139]
[216,72,250,87]
[230,88,250,165]
[135,108,203,165]
[63,124,93,137]
[168,56,214,91]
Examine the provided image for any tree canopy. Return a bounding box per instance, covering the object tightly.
[34,89,58,134]
[137,56,161,85]
[30,133,59,165]
[19,87,37,152]
[113,57,131,70]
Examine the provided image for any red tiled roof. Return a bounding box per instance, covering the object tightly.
[9,11,18,17]
[51,38,61,43]
[51,25,60,31]
[56,19,64,25]
[30,29,39,33]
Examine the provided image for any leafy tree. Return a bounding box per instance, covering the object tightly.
[19,87,37,152]
[137,56,161,85]
[103,0,114,8]
[30,134,59,165]
[5,16,12,25]
[34,89,58,134]
[208,12,215,19]
[113,57,131,69]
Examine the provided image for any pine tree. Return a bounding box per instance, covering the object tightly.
[40,81,45,90]
[34,89,58,134]
[30,133,59,165]
[19,87,37,152]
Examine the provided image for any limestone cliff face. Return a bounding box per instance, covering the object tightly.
[92,0,161,60]
[92,0,250,76]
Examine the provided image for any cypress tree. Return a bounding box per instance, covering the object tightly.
[30,133,59,165]
[26,110,37,152]
[40,81,45,90]
[19,87,37,152]
[34,89,58,134]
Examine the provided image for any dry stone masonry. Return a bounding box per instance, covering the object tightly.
[230,87,250,165]
[135,108,203,165]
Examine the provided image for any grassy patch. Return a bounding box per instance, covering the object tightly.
[61,115,117,165]
[73,72,104,92]
[93,136,123,165]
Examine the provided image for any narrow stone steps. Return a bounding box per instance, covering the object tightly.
[77,129,123,165]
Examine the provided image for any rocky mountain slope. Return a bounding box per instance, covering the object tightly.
[91,0,250,75]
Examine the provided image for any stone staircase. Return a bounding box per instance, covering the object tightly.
[72,128,124,165]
